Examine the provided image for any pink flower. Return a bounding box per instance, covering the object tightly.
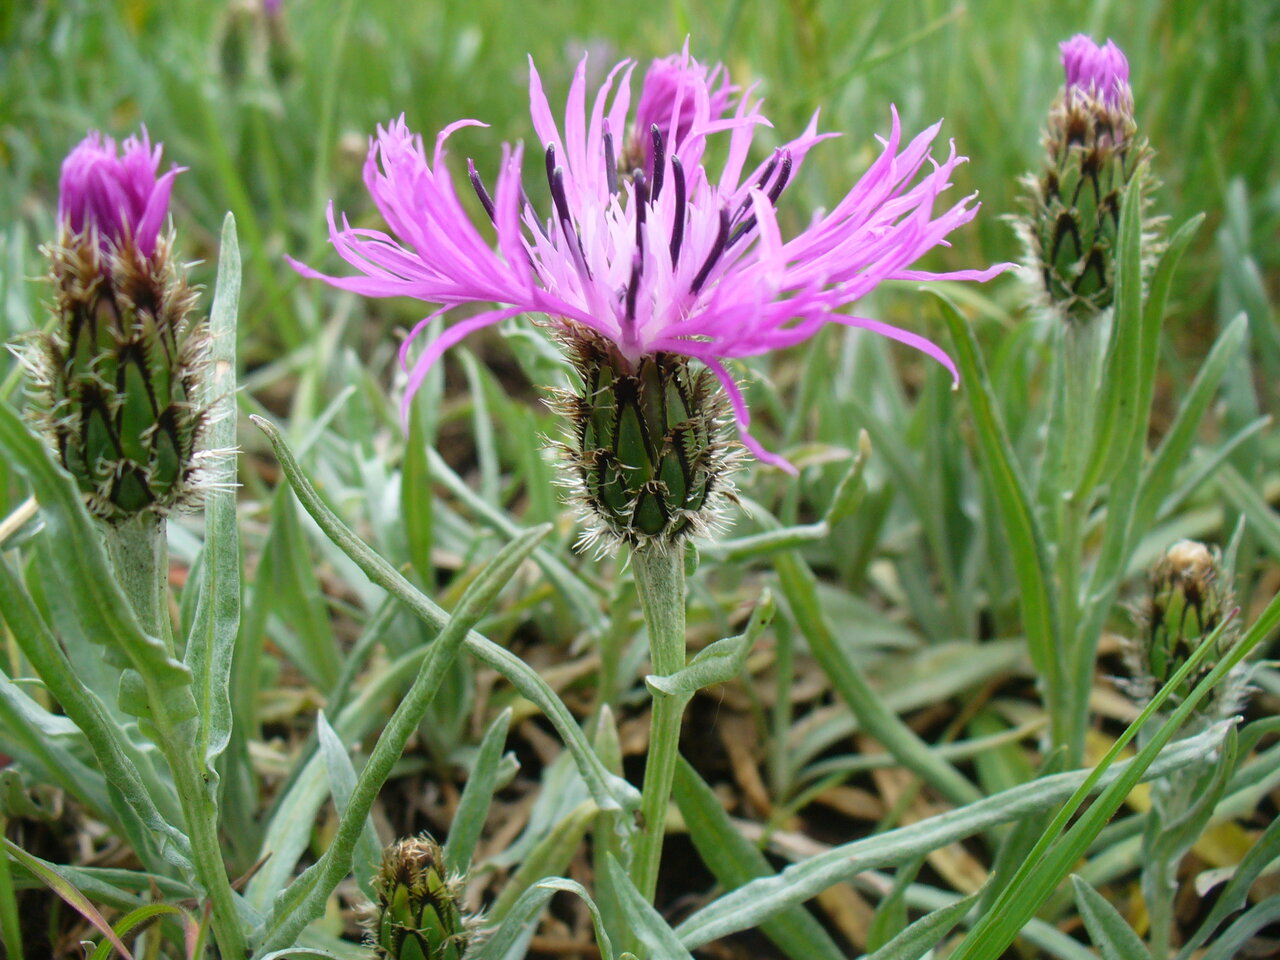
[291,50,1006,469]
[1059,34,1131,110]
[58,128,183,260]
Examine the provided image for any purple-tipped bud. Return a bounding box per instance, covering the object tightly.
[58,130,182,260]
[1015,35,1153,323]
[27,129,211,522]
[1060,34,1130,109]
[628,52,733,176]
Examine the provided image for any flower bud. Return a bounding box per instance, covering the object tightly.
[1017,35,1155,323]
[24,130,212,523]
[370,836,469,960]
[1129,540,1244,716]
[624,51,733,177]
[552,326,738,553]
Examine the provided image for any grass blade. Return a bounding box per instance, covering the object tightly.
[933,292,1060,704]
[252,416,638,817]
[673,757,848,960]
[2,839,133,960]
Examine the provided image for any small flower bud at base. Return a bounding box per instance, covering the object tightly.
[369,836,470,960]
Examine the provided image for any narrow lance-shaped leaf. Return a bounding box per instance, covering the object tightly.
[185,211,241,786]
[1071,876,1151,960]
[251,416,638,817]
[864,889,983,960]
[604,854,697,960]
[647,591,773,701]
[0,401,194,721]
[443,707,513,876]
[470,878,615,960]
[316,712,381,898]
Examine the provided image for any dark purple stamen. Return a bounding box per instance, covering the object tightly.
[727,217,755,248]
[669,156,687,266]
[650,124,665,202]
[633,170,648,248]
[625,249,642,322]
[546,145,590,276]
[727,151,781,231]
[467,159,496,224]
[520,187,549,239]
[692,207,730,293]
[603,126,618,196]
[755,152,781,191]
[728,152,794,248]
[549,168,576,238]
[766,154,793,204]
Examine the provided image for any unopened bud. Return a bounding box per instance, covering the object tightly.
[370,836,469,960]
[1129,540,1246,717]
[624,52,734,176]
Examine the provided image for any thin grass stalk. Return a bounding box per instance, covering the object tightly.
[0,817,23,960]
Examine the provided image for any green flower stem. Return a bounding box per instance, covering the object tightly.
[105,514,246,960]
[165,744,246,958]
[1141,748,1214,960]
[629,544,688,904]
[104,513,173,650]
[1055,489,1086,766]
[0,817,22,960]
[1057,319,1106,766]
[1146,850,1175,960]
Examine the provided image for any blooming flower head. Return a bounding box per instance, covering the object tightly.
[291,49,1004,471]
[58,129,182,260]
[1059,34,1131,110]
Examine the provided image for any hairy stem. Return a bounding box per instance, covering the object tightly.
[629,545,688,904]
[104,513,173,650]
[106,515,246,959]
